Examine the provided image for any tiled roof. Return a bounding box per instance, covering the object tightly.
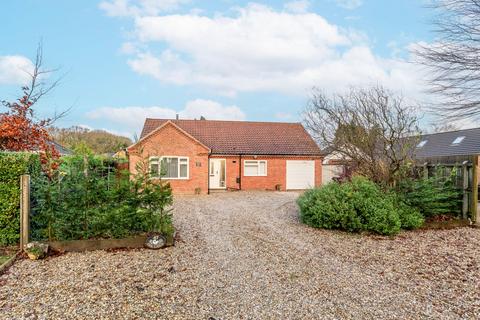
[415,127,480,158]
[140,119,322,156]
[50,141,72,155]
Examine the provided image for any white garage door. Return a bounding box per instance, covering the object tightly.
[286,160,315,190]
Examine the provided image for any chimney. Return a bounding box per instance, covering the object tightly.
[176,114,179,120]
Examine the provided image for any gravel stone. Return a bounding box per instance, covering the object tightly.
[1,192,479,319]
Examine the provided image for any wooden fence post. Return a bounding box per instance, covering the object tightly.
[422,162,429,179]
[19,174,30,250]
[462,161,469,219]
[472,156,479,224]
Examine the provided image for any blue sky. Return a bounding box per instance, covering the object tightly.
[0,0,436,138]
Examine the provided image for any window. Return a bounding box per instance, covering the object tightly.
[416,140,428,148]
[244,160,267,176]
[150,160,159,177]
[452,136,465,145]
[150,157,189,179]
[210,161,215,176]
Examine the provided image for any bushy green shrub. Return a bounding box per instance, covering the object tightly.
[391,195,424,230]
[298,177,424,236]
[31,153,173,241]
[396,168,462,218]
[0,152,41,245]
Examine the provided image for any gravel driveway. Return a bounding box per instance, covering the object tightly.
[1,192,480,319]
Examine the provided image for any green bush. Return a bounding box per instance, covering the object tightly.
[31,153,173,241]
[0,152,41,245]
[396,169,462,218]
[298,177,424,236]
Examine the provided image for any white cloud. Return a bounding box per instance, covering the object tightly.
[335,0,363,10]
[123,3,426,98]
[0,55,34,85]
[78,124,131,138]
[86,99,245,135]
[284,0,310,13]
[452,118,479,130]
[119,42,138,54]
[181,99,245,120]
[99,0,189,17]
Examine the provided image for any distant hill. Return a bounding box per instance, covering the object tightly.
[49,126,132,154]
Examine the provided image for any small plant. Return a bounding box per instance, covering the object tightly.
[195,187,202,195]
[132,154,174,249]
[25,242,49,260]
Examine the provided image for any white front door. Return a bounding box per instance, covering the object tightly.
[209,159,226,189]
[286,160,315,190]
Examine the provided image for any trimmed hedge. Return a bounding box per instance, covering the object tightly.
[297,177,424,236]
[0,152,41,245]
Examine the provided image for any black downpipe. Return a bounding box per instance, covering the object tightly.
[239,154,242,190]
[207,154,210,195]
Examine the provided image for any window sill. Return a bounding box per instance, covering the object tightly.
[150,177,190,180]
[243,175,268,177]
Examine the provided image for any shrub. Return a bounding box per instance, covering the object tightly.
[396,169,462,218]
[298,182,361,232]
[31,153,173,241]
[298,177,424,235]
[0,152,41,245]
[132,157,173,237]
[391,194,424,230]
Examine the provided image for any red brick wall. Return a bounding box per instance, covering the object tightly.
[210,155,322,191]
[128,123,209,194]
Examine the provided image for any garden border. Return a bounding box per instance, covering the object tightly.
[47,233,175,253]
[0,251,21,276]
[421,219,472,230]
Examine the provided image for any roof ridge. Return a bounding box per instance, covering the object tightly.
[145,118,302,125]
[421,126,480,137]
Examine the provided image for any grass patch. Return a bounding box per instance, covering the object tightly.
[0,255,11,265]
[0,246,17,265]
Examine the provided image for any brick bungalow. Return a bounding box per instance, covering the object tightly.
[127,118,323,194]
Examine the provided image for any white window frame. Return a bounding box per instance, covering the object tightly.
[416,140,428,148]
[243,160,267,177]
[452,136,465,145]
[149,156,189,180]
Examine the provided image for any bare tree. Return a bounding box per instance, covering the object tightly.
[1,42,69,173]
[304,86,420,184]
[429,122,460,133]
[416,0,480,119]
